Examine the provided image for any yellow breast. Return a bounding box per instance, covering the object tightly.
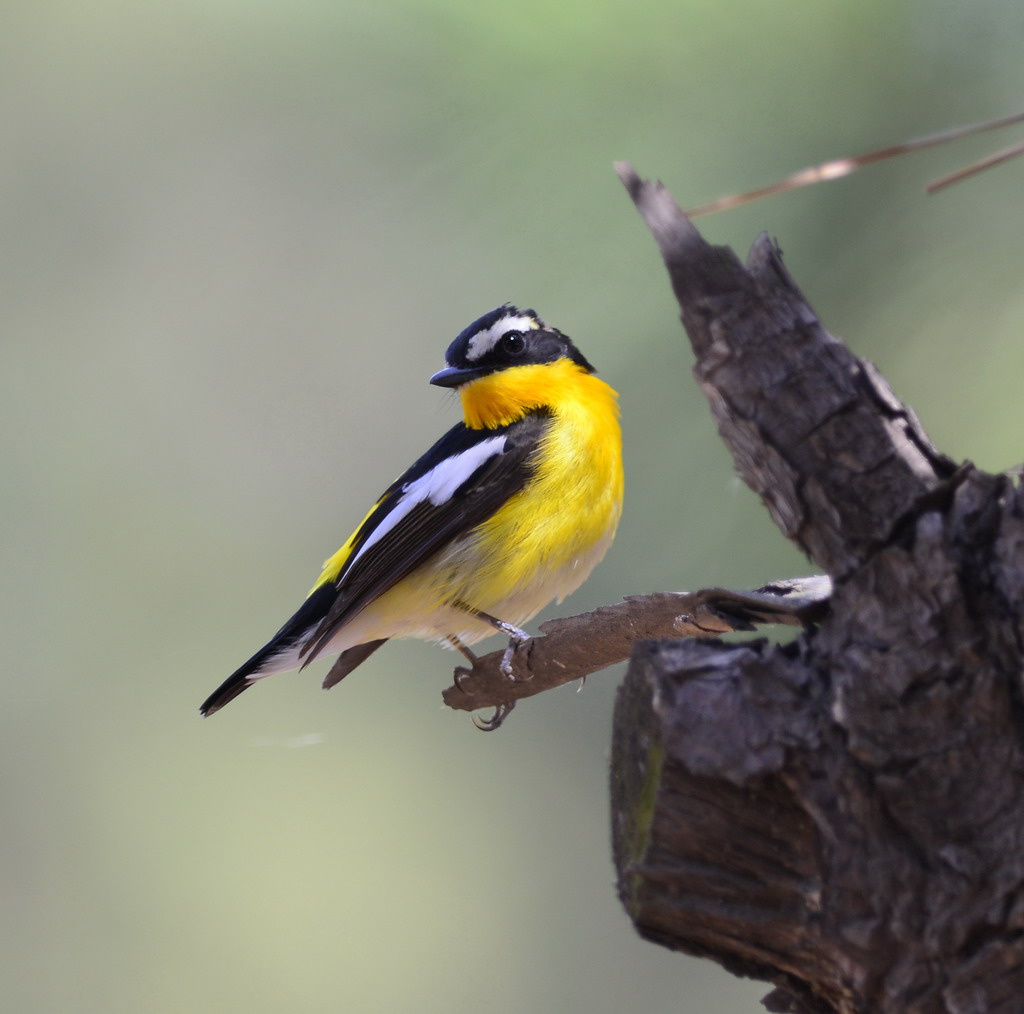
[456,360,623,620]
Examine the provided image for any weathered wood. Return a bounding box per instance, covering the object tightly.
[611,163,1024,1013]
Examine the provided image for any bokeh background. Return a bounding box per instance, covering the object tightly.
[3,1,1023,1012]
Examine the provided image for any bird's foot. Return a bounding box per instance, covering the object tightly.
[472,701,516,732]
[497,625,533,682]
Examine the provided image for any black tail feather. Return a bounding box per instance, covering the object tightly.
[200,585,342,717]
[199,670,255,717]
[200,635,298,718]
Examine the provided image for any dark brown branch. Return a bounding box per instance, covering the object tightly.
[610,164,1024,1014]
[441,577,831,715]
[615,161,957,578]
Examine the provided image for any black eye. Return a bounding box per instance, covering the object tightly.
[501,332,527,355]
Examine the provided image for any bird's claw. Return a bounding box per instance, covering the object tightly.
[472,701,516,731]
[453,665,474,695]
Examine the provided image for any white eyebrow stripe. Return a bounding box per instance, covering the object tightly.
[348,435,508,567]
[464,315,539,362]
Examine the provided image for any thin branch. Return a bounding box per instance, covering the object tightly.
[684,110,1024,217]
[441,576,831,716]
[926,138,1024,193]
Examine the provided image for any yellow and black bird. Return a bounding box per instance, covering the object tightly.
[200,305,623,726]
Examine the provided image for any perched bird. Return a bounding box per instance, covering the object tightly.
[200,305,623,727]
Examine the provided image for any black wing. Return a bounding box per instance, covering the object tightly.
[301,410,551,662]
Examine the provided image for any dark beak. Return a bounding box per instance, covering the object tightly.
[429,365,489,388]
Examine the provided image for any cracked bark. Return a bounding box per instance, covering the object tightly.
[610,164,1024,1014]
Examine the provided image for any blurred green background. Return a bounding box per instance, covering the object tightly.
[3,1,1022,1011]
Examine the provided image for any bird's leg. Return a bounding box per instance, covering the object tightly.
[499,631,531,682]
[446,635,478,694]
[451,601,532,682]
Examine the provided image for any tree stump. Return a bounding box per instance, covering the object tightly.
[609,164,1024,1014]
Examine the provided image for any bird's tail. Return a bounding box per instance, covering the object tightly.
[200,634,389,716]
[199,666,253,717]
[199,635,303,717]
[200,582,393,716]
[199,589,337,717]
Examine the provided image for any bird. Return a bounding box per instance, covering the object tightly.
[199,305,623,729]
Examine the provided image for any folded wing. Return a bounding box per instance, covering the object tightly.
[301,410,552,662]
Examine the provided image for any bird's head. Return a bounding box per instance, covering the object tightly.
[429,305,594,390]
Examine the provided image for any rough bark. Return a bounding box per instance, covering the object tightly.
[610,163,1024,1013]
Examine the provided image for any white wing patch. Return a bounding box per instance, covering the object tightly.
[465,314,540,362]
[348,435,508,567]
